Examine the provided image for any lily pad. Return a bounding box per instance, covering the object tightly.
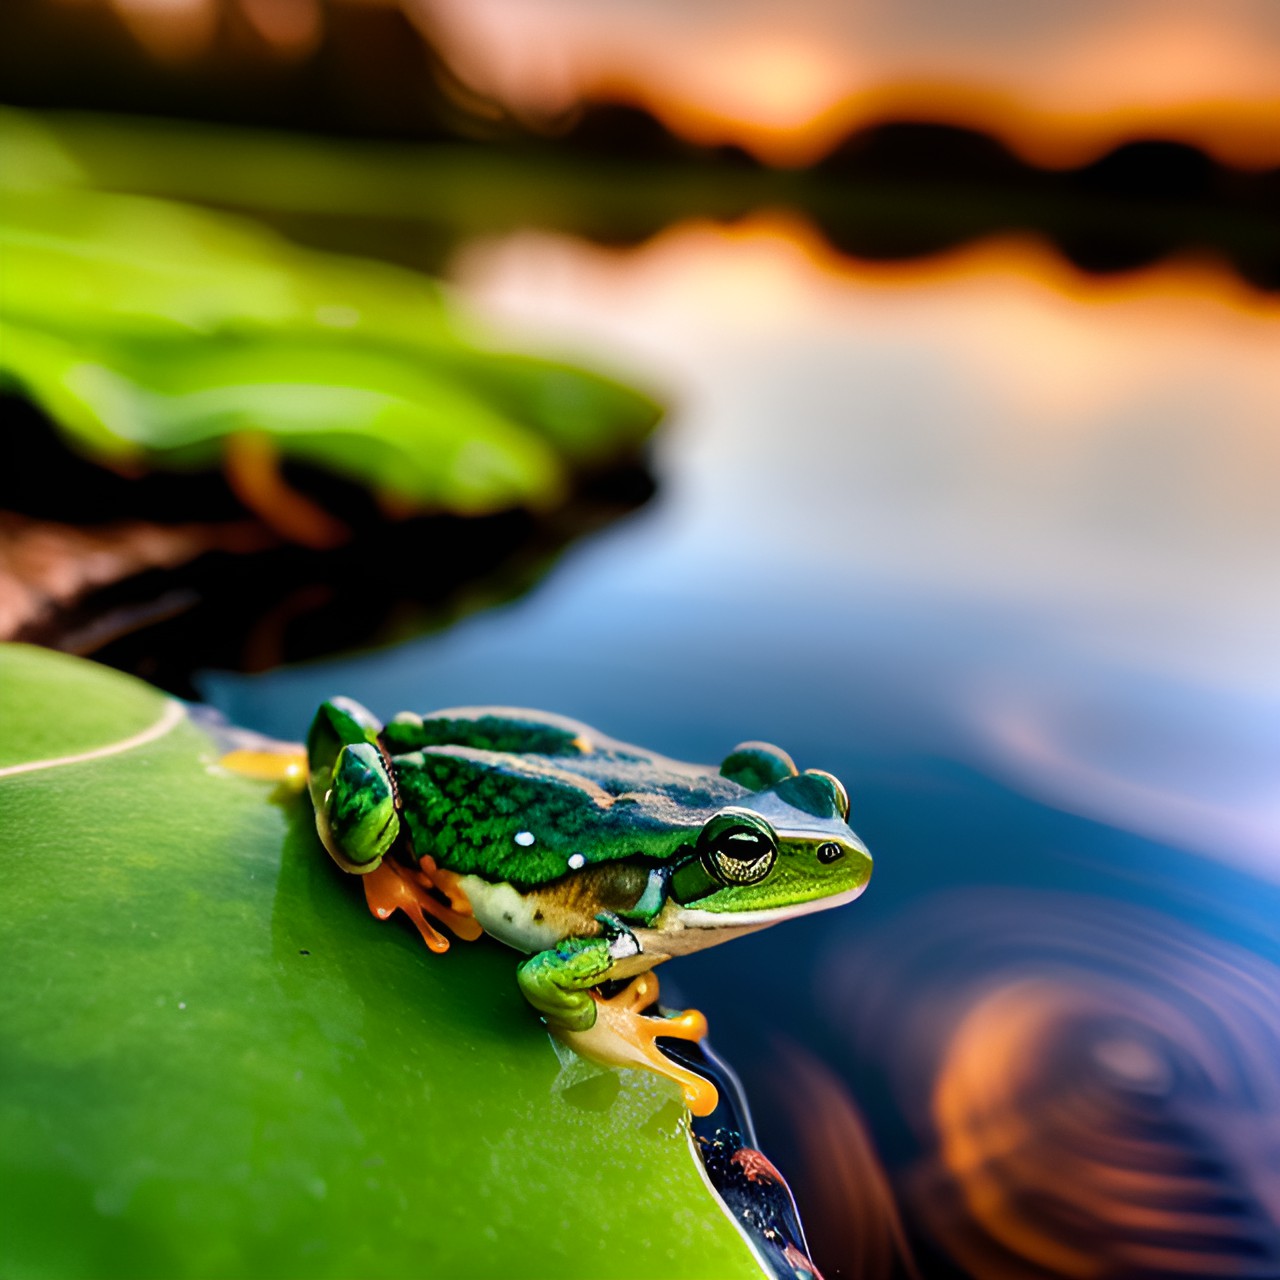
[0,111,662,518]
[0,644,764,1279]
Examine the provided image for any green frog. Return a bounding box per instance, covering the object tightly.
[305,697,873,1115]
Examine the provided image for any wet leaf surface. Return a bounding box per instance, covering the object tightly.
[0,644,762,1280]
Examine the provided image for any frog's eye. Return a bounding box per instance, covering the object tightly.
[804,769,850,821]
[698,809,778,887]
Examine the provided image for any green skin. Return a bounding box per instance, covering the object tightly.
[307,698,872,1036]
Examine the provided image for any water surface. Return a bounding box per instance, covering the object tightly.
[204,218,1280,1277]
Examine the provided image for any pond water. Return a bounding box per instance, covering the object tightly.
[202,217,1280,1277]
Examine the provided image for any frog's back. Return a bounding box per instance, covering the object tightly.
[385,706,743,887]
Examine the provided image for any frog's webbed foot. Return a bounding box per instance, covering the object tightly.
[520,920,717,1115]
[363,854,484,954]
[554,972,717,1117]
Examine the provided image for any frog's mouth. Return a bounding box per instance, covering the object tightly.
[675,882,869,931]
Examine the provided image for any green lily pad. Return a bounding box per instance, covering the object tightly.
[0,644,764,1279]
[0,111,661,516]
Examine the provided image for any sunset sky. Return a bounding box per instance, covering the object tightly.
[418,0,1280,166]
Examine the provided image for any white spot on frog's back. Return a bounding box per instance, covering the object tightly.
[567,853,586,870]
[514,830,536,847]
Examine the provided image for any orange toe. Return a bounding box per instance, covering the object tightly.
[554,974,719,1116]
[361,857,484,952]
[420,858,484,942]
[363,860,451,952]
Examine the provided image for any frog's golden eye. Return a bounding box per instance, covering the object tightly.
[698,810,778,887]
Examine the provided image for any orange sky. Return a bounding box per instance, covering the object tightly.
[417,0,1280,167]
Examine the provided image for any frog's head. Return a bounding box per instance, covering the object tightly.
[669,743,871,925]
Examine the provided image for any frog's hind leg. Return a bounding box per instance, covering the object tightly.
[305,698,404,875]
[304,698,483,953]
[558,972,718,1117]
[362,854,484,954]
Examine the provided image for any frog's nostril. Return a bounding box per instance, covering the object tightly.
[817,842,843,864]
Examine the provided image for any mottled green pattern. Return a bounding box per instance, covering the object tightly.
[327,744,398,865]
[308,699,872,913]
[395,748,703,887]
[383,708,593,758]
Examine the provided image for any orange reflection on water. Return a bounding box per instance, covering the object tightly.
[458,214,1280,633]
[674,210,1280,310]
[927,926,1280,1275]
[458,215,1280,869]
[833,893,1280,1277]
[468,207,1280,319]
[425,0,1280,169]
[467,208,1280,447]
[770,1042,920,1280]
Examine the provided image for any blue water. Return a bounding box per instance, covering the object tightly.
[201,226,1280,1277]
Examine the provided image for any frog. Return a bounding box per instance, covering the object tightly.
[304,696,873,1116]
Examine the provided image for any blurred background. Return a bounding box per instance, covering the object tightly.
[3,2,1279,1276]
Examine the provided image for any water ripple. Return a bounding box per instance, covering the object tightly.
[832,892,1280,1277]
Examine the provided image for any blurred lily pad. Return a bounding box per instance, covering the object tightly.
[0,111,661,525]
[0,644,763,1279]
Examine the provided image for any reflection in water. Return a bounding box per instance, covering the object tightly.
[453,217,1280,879]
[769,1043,919,1280]
[835,892,1280,1277]
[698,1128,821,1280]
[206,209,1280,1275]
[959,671,1280,882]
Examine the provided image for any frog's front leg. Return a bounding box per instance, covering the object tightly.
[519,915,718,1116]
